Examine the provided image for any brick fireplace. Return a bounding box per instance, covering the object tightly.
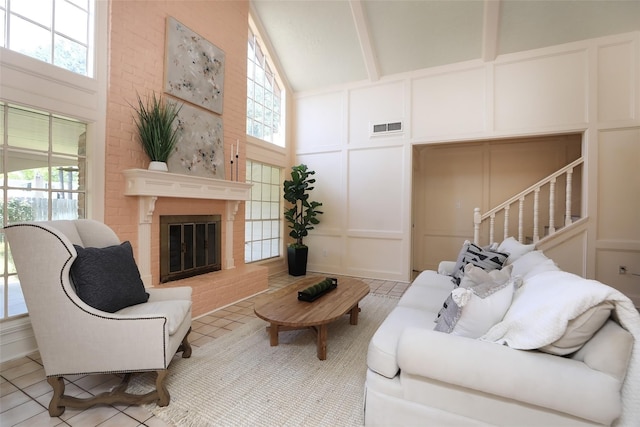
[123,169,268,317]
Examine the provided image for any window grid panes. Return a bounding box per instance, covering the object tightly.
[247,26,284,147]
[245,160,282,263]
[1,103,87,320]
[0,0,92,76]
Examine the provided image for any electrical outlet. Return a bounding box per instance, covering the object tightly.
[323,249,328,257]
[619,266,627,274]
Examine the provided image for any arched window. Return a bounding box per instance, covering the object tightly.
[247,22,284,147]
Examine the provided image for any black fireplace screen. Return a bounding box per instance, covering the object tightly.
[160,215,221,283]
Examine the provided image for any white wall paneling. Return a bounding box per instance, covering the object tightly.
[296,151,348,275]
[346,236,405,278]
[493,49,588,131]
[297,151,345,233]
[411,66,487,138]
[306,234,344,272]
[597,128,640,241]
[295,91,346,151]
[347,146,405,233]
[348,80,406,144]
[294,31,640,297]
[541,225,588,277]
[597,41,636,123]
[596,248,640,307]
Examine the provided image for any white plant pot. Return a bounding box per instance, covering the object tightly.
[148,161,168,172]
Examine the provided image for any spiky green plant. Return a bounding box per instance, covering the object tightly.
[132,92,182,162]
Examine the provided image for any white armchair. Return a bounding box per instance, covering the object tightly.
[4,219,192,416]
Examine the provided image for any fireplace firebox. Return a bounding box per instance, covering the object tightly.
[160,215,222,283]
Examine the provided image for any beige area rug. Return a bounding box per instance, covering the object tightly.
[129,294,398,427]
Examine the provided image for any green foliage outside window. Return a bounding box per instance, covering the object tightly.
[0,199,35,225]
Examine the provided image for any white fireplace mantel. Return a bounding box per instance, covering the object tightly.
[123,169,252,286]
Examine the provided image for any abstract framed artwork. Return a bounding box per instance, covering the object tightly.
[165,17,225,114]
[167,101,225,179]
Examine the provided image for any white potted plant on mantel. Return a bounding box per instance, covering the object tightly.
[132,92,182,172]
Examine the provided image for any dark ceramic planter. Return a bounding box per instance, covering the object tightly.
[287,245,308,276]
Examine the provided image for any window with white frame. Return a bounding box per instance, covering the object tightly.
[1,103,87,319]
[245,160,281,263]
[0,0,93,76]
[247,23,284,147]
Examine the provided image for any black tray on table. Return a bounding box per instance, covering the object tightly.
[297,278,338,302]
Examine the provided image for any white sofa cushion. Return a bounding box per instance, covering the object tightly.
[398,270,454,312]
[367,306,436,378]
[411,269,457,289]
[437,260,456,275]
[117,300,192,336]
[573,320,634,382]
[398,327,625,425]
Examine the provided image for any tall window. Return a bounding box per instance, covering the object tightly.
[245,161,281,263]
[0,0,93,76]
[1,103,87,319]
[247,25,284,146]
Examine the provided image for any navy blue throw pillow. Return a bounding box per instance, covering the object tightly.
[71,241,149,313]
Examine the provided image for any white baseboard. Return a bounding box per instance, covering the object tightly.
[0,317,37,363]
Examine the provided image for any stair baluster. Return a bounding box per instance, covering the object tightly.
[533,188,540,243]
[489,213,496,245]
[565,169,573,227]
[549,178,556,235]
[503,206,509,243]
[473,158,583,247]
[518,198,525,243]
[473,207,481,244]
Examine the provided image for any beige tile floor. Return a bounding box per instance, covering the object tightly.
[0,272,409,427]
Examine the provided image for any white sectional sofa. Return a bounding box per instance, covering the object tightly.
[365,238,640,426]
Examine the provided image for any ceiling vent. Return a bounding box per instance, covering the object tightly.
[370,121,403,136]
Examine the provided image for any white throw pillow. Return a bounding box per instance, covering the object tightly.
[521,258,561,281]
[434,264,519,338]
[498,236,535,265]
[510,250,559,279]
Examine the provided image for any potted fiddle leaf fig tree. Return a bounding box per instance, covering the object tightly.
[283,164,323,276]
[132,92,182,172]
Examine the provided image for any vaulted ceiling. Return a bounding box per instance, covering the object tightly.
[250,0,640,93]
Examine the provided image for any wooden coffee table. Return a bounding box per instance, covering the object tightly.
[253,276,370,360]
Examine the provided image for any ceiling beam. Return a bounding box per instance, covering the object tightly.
[349,0,380,82]
[482,0,501,62]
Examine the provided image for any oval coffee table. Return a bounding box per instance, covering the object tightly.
[253,276,370,360]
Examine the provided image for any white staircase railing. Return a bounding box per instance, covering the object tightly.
[473,158,584,246]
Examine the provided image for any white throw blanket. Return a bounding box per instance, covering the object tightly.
[481,271,640,426]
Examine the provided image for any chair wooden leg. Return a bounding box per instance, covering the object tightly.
[178,327,192,358]
[156,369,170,407]
[45,372,171,416]
[47,377,66,416]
